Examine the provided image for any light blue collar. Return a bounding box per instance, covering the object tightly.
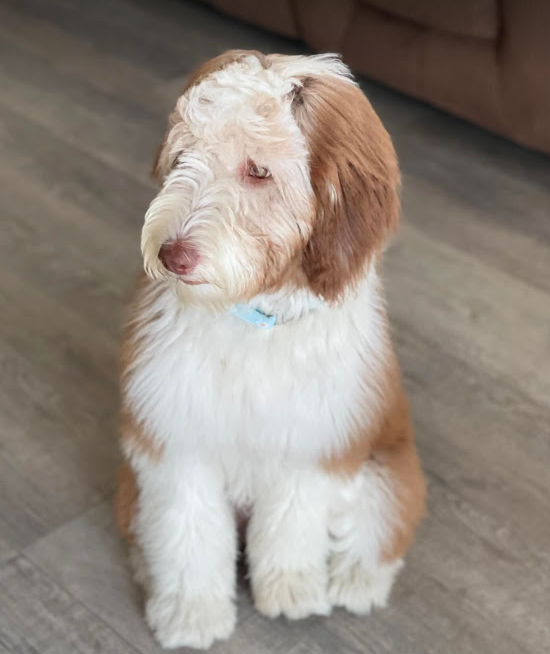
[231,303,276,330]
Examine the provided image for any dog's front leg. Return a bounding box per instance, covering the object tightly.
[135,455,236,650]
[247,468,331,620]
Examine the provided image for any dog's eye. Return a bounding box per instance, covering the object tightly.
[248,163,271,179]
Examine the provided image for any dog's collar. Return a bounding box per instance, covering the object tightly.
[230,303,276,330]
[230,287,326,329]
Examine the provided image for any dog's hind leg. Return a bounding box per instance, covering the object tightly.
[327,437,425,614]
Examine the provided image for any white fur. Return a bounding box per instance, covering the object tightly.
[124,273,386,464]
[123,53,404,649]
[124,274,402,647]
[247,468,331,619]
[134,455,237,649]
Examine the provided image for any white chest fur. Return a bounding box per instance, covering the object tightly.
[123,273,388,467]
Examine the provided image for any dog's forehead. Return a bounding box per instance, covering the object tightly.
[209,55,297,96]
[179,57,305,158]
[188,59,295,120]
[173,54,355,164]
[180,53,354,127]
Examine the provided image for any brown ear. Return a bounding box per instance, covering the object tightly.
[293,77,400,301]
[152,50,267,183]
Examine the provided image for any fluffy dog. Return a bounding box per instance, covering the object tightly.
[116,50,425,650]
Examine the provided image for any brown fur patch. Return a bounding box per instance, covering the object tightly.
[293,77,400,301]
[119,406,163,460]
[370,360,425,562]
[321,427,373,477]
[377,438,426,563]
[115,461,139,542]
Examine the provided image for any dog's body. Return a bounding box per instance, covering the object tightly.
[116,51,425,649]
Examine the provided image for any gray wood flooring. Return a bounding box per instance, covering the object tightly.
[1,1,549,652]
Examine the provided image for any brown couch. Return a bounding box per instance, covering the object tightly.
[201,0,550,155]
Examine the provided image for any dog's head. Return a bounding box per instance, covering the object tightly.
[142,50,399,304]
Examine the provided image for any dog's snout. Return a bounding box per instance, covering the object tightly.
[159,239,200,276]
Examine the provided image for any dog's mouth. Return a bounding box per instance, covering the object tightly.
[179,277,206,286]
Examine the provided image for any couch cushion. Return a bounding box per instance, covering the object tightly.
[362,0,499,40]
[334,1,504,136]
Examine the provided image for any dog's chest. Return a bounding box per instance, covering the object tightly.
[126,287,386,463]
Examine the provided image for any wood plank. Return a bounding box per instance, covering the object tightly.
[0,539,16,568]
[25,503,157,654]
[4,0,303,79]
[0,32,160,183]
[0,104,146,331]
[0,556,140,654]
[0,0,190,81]
[384,225,550,407]
[395,105,550,243]
[0,337,117,550]
[0,3,169,113]
[401,173,550,295]
[0,263,121,548]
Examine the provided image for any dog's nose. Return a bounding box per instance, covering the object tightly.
[159,239,200,275]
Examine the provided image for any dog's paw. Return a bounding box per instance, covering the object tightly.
[146,591,236,649]
[253,568,331,620]
[328,558,403,615]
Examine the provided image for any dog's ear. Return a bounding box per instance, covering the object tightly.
[152,50,267,183]
[293,76,400,301]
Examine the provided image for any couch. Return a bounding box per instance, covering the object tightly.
[200,0,550,155]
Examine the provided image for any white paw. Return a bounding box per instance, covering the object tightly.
[146,591,236,650]
[328,559,403,615]
[253,568,331,620]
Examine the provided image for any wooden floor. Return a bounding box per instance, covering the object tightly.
[1,0,549,652]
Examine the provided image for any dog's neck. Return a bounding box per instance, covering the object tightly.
[247,285,327,326]
[246,265,381,327]
[167,271,376,327]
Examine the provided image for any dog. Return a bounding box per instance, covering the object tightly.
[115,50,426,650]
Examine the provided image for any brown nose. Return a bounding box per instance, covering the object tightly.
[159,239,200,275]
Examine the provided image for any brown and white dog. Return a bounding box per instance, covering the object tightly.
[116,50,425,650]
